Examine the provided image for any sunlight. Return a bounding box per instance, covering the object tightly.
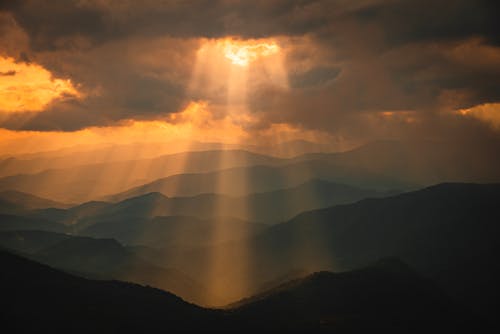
[222,39,280,66]
[183,37,287,305]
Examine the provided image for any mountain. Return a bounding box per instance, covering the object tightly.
[0,230,71,253]
[30,200,111,226]
[0,250,472,333]
[0,214,66,233]
[231,179,382,223]
[3,140,498,203]
[35,236,130,273]
[0,232,213,305]
[0,139,340,177]
[155,183,500,310]
[0,150,284,202]
[230,259,467,332]
[0,249,214,333]
[0,141,258,177]
[98,140,500,200]
[80,214,266,249]
[252,139,336,157]
[293,140,500,184]
[35,235,214,305]
[108,160,408,201]
[72,180,380,224]
[0,190,68,214]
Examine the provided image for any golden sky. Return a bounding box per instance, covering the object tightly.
[0,56,80,112]
[0,1,499,156]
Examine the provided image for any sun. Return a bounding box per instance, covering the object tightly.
[221,39,280,66]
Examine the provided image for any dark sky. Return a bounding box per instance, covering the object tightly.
[0,0,499,149]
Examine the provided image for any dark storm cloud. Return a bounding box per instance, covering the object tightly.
[289,66,341,88]
[2,0,106,51]
[0,0,499,139]
[4,0,499,49]
[352,0,500,47]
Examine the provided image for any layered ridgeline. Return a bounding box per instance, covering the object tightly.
[1,140,499,203]
[0,149,285,203]
[138,183,500,309]
[28,179,379,225]
[0,190,69,213]
[0,183,499,314]
[0,141,246,177]
[0,139,332,178]
[0,231,213,305]
[1,249,470,333]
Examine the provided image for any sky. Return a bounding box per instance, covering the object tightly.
[0,0,499,154]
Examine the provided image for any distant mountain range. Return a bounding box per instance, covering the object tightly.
[0,190,69,214]
[0,179,380,230]
[80,215,267,249]
[79,179,381,224]
[0,149,285,202]
[1,140,499,203]
[0,139,334,177]
[105,159,409,201]
[0,214,66,233]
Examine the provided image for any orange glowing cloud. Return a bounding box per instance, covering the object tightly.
[0,101,332,156]
[458,103,500,129]
[0,56,81,112]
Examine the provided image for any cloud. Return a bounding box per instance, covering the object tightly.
[0,56,80,113]
[0,0,498,151]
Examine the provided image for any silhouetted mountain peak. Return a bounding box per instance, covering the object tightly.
[70,200,110,210]
[120,191,169,204]
[0,190,68,209]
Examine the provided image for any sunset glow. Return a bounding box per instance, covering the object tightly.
[457,103,500,129]
[0,1,499,328]
[0,56,81,112]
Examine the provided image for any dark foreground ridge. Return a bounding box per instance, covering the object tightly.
[1,249,472,333]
